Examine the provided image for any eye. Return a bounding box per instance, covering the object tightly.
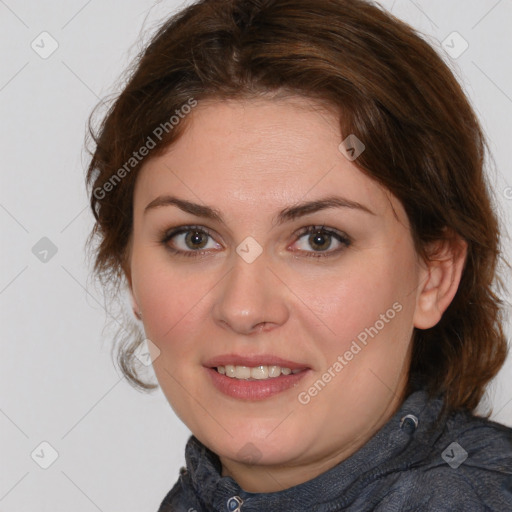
[160,225,222,256]
[291,226,351,257]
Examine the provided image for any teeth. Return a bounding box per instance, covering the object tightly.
[225,365,236,378]
[268,365,281,378]
[236,366,251,379]
[216,364,301,380]
[251,365,268,380]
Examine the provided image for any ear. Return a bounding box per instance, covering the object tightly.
[128,284,142,321]
[413,233,467,329]
[122,249,141,321]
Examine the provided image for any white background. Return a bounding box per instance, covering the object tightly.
[1,0,511,510]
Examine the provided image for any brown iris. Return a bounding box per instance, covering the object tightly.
[308,231,332,251]
[185,230,208,250]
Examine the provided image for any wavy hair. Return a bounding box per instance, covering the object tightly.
[86,0,508,413]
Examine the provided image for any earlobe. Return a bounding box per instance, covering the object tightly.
[127,285,142,320]
[121,249,142,320]
[130,293,143,320]
[413,235,467,330]
[125,270,142,321]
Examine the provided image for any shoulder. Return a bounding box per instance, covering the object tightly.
[399,412,512,511]
[434,410,512,479]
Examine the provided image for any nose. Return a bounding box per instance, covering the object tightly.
[212,250,290,335]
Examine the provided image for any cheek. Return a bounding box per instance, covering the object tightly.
[296,249,418,358]
[289,254,417,429]
[131,250,208,354]
[133,258,211,422]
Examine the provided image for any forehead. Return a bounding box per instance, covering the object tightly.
[133,97,403,222]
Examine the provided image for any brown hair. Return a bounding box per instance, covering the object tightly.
[86,0,508,413]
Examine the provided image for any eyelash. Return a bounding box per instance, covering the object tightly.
[159,224,351,259]
[160,225,219,259]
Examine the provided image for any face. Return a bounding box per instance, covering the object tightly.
[128,96,430,491]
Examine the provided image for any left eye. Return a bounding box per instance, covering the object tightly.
[292,227,351,255]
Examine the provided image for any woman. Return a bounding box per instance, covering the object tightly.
[86,0,512,510]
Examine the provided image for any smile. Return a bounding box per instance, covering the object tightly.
[216,364,303,380]
[205,355,310,400]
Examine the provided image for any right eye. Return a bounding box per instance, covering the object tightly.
[160,225,222,257]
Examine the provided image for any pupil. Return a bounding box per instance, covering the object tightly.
[186,230,207,249]
[310,231,331,251]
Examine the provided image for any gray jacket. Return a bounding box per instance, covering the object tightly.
[157,390,512,511]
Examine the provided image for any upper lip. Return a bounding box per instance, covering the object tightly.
[204,354,309,370]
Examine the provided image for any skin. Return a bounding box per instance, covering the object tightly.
[126,96,466,492]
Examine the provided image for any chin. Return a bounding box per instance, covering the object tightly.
[197,420,311,466]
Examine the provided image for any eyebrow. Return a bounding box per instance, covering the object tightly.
[143,195,375,224]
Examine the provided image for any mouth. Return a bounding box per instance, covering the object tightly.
[204,355,310,400]
[215,364,304,380]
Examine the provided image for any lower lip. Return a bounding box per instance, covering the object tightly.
[206,367,309,400]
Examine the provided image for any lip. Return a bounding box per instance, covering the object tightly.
[203,354,310,401]
[206,367,310,400]
[204,354,308,371]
